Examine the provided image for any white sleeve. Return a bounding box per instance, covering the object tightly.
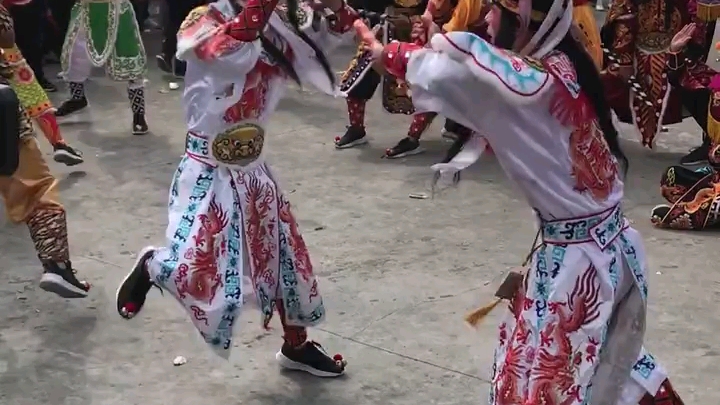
[405,32,553,136]
[302,11,355,53]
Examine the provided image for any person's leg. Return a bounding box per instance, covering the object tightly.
[47,0,74,59]
[9,1,56,91]
[335,68,381,148]
[0,137,90,298]
[383,112,437,158]
[56,26,93,116]
[677,87,712,166]
[158,0,197,76]
[110,3,148,134]
[637,379,685,404]
[3,46,83,164]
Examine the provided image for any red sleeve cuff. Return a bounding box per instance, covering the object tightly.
[381,41,422,80]
[666,51,685,71]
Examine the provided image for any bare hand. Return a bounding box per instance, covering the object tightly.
[355,19,383,60]
[608,63,633,80]
[670,23,696,53]
[421,12,440,37]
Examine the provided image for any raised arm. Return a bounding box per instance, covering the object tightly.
[603,0,636,73]
[294,3,359,53]
[376,29,551,133]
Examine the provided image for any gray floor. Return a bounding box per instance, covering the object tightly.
[0,32,718,405]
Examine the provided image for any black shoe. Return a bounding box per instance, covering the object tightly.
[116,247,157,319]
[38,77,58,93]
[173,59,187,77]
[132,113,149,135]
[156,54,186,77]
[156,54,172,73]
[650,204,671,226]
[55,98,88,117]
[276,341,347,377]
[53,143,84,166]
[384,137,424,158]
[440,127,458,141]
[335,125,368,149]
[39,261,90,298]
[680,144,709,166]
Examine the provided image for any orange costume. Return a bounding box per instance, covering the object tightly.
[601,0,716,147]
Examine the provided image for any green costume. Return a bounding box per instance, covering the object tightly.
[56,0,149,135]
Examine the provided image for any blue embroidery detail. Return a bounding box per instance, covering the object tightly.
[444,32,548,96]
[156,162,215,285]
[632,353,657,379]
[550,245,566,279]
[533,245,549,325]
[618,233,648,300]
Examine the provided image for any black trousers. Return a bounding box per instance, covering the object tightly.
[9,0,47,81]
[162,0,206,58]
[347,68,381,100]
[0,84,20,177]
[46,0,75,57]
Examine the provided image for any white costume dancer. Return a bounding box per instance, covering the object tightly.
[114,0,356,377]
[356,0,685,401]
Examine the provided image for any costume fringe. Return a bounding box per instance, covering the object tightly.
[465,298,502,328]
[697,3,720,21]
[707,95,720,143]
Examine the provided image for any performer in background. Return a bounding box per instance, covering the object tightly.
[652,23,720,230]
[157,0,208,77]
[115,0,354,376]
[0,3,84,166]
[6,0,56,92]
[0,34,91,299]
[56,0,148,135]
[336,0,454,158]
[573,0,602,68]
[601,0,717,164]
[354,0,686,398]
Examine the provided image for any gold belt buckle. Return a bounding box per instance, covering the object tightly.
[211,123,265,165]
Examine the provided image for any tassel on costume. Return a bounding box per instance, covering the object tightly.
[706,90,720,143]
[697,1,720,21]
[465,298,503,328]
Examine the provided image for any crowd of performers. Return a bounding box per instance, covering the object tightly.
[2,0,720,401]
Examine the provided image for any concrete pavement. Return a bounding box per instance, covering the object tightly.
[0,32,719,405]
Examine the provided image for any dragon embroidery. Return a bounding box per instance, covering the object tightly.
[569,122,618,201]
[175,198,228,305]
[495,266,602,404]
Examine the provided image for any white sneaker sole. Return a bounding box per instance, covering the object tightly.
[53,150,84,166]
[115,246,156,318]
[335,137,368,149]
[276,351,345,378]
[39,273,88,298]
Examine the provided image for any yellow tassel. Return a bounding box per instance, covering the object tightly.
[707,96,720,144]
[697,3,720,21]
[465,298,503,328]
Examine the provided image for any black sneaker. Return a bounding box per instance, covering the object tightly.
[55,98,88,117]
[39,261,90,298]
[680,144,709,166]
[132,113,149,135]
[384,137,424,158]
[650,204,671,226]
[116,247,157,319]
[53,143,84,166]
[276,341,347,377]
[156,54,172,74]
[156,54,186,77]
[440,127,458,141]
[38,77,58,93]
[335,125,368,149]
